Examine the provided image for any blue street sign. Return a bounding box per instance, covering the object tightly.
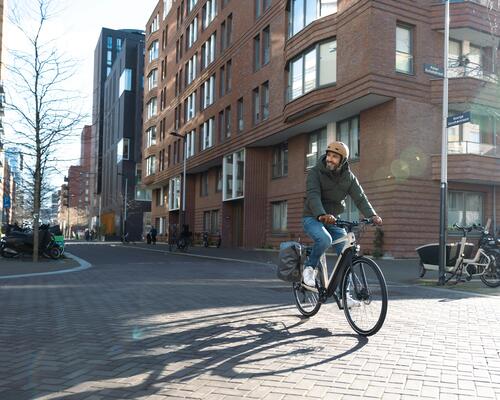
[3,195,10,209]
[423,63,444,78]
[447,112,471,128]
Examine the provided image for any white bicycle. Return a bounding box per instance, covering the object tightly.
[292,219,388,336]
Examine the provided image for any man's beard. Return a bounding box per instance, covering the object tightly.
[326,163,338,171]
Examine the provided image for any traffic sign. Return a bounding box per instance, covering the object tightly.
[3,194,10,209]
[424,63,444,78]
[447,112,471,128]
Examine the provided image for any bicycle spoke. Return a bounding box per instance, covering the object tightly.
[343,257,387,336]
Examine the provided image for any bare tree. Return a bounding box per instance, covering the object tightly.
[5,0,86,261]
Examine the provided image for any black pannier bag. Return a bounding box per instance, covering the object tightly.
[277,241,305,282]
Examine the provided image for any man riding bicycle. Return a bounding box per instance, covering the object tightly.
[302,141,382,288]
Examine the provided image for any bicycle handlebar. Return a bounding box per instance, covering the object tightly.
[335,218,373,231]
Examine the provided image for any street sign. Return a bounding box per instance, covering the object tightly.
[447,112,471,128]
[424,63,444,78]
[3,194,10,209]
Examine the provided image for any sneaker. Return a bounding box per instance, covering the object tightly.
[345,293,362,308]
[302,266,316,287]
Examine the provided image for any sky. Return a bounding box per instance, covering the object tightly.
[4,0,158,187]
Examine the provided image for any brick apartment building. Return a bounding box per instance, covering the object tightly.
[142,0,499,257]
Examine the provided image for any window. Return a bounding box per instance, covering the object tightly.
[237,97,244,132]
[168,176,181,210]
[188,0,198,12]
[223,149,245,200]
[159,149,165,171]
[262,26,270,65]
[186,54,197,85]
[252,82,269,125]
[448,191,483,227]
[203,0,217,29]
[448,39,493,80]
[272,201,288,232]
[288,0,337,37]
[253,34,261,71]
[221,21,227,51]
[272,143,288,178]
[339,197,359,222]
[226,60,232,92]
[219,65,225,96]
[395,24,414,74]
[146,126,157,147]
[150,14,159,33]
[252,88,260,125]
[202,117,215,150]
[255,0,261,18]
[201,74,215,109]
[185,91,196,121]
[147,97,158,119]
[186,130,196,158]
[201,33,216,69]
[119,69,132,96]
[116,38,122,51]
[146,155,156,176]
[149,40,159,62]
[107,36,113,49]
[147,69,158,91]
[448,112,495,156]
[287,39,336,101]
[337,116,359,160]
[117,138,130,162]
[187,17,198,48]
[203,209,220,233]
[163,0,173,19]
[306,127,327,168]
[261,81,269,120]
[225,106,232,138]
[201,172,209,196]
[216,167,223,192]
[226,14,233,47]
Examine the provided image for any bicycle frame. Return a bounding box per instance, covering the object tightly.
[447,230,492,280]
[303,231,357,295]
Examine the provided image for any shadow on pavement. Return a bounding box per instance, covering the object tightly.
[44,305,368,400]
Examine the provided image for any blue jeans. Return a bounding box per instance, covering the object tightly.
[303,217,347,268]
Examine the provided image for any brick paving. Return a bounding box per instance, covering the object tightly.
[0,243,499,399]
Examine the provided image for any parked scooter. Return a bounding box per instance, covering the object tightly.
[0,224,63,259]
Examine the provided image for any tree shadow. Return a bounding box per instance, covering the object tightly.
[47,305,368,400]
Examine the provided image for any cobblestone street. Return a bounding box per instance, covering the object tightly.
[1,244,499,399]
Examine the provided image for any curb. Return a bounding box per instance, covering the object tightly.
[0,252,92,280]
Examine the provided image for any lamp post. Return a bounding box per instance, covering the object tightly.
[438,0,450,286]
[170,132,187,228]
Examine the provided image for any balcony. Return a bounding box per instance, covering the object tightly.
[430,75,499,109]
[431,143,500,184]
[431,1,499,44]
[448,140,497,156]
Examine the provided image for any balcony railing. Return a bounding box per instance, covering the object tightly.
[448,141,497,156]
[448,62,498,83]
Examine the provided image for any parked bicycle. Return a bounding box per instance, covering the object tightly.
[417,223,500,287]
[292,218,388,337]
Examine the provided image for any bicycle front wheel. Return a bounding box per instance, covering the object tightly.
[342,257,388,336]
[480,251,500,288]
[293,282,321,317]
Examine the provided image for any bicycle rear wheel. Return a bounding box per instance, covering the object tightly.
[342,257,388,336]
[480,252,500,288]
[293,282,321,317]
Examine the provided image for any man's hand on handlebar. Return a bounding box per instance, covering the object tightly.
[371,215,383,226]
[318,214,336,225]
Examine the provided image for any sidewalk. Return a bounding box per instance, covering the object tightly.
[128,241,500,296]
[0,254,80,278]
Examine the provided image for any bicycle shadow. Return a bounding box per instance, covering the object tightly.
[50,305,368,400]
